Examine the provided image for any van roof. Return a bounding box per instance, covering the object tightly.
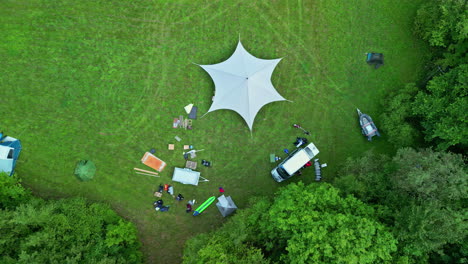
[282,143,319,175]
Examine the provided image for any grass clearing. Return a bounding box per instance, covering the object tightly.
[1,0,428,263]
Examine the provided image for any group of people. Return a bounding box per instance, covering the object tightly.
[154,199,170,212]
[153,184,186,213]
[154,183,199,213]
[154,194,186,212]
[154,186,226,214]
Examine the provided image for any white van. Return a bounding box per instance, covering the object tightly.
[271,142,319,182]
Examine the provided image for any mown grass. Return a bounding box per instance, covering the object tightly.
[1,0,428,263]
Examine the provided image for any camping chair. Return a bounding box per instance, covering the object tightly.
[201,159,211,167]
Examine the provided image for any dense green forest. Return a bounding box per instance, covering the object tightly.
[1,0,466,263]
[0,174,143,263]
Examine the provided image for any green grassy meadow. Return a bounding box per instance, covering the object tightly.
[1,0,428,262]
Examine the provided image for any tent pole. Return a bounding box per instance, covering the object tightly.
[135,172,160,178]
[199,176,209,182]
[134,168,159,175]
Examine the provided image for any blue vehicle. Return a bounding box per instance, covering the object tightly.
[0,132,22,176]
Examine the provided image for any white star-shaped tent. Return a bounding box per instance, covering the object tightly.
[199,40,287,131]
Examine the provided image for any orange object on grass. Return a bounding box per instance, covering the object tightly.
[141,152,167,172]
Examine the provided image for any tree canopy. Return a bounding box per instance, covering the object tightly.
[414,0,467,66]
[412,64,468,151]
[0,176,142,264]
[379,83,421,148]
[335,148,468,261]
[380,0,467,152]
[0,173,31,210]
[183,182,397,264]
[380,64,467,151]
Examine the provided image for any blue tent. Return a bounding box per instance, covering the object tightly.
[0,133,22,176]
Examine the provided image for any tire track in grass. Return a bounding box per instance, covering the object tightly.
[252,3,329,124]
[253,2,321,98]
[125,4,189,263]
[258,1,347,98]
[87,5,151,138]
[175,1,232,28]
[258,0,311,65]
[165,0,222,26]
[248,1,325,135]
[259,1,358,128]
[115,3,172,140]
[258,0,360,156]
[286,0,291,40]
[297,0,303,35]
[101,0,222,31]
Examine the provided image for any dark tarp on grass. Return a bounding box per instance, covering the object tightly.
[366,53,384,69]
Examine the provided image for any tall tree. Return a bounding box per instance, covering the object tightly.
[412,64,468,151]
[183,183,397,264]
[379,83,421,148]
[0,197,142,264]
[414,0,467,66]
[391,148,467,257]
[391,148,467,203]
[0,173,31,210]
[335,148,468,261]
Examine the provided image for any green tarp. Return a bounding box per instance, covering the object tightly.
[74,160,96,181]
